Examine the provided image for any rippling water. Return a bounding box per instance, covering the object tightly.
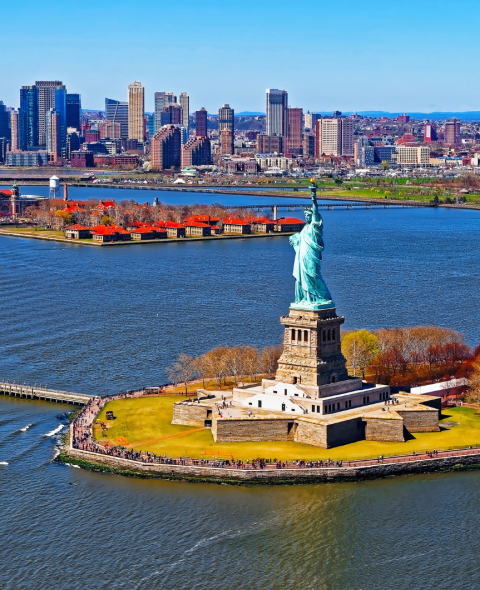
[1,201,480,588]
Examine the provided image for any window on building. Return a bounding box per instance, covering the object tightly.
[291,329,296,341]
[258,400,262,408]
[312,405,316,412]
[332,328,336,340]
[304,330,308,342]
[282,403,285,411]
[323,331,326,342]
[298,331,302,342]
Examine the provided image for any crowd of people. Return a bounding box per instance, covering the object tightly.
[70,392,477,472]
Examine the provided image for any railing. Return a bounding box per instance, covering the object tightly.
[0,381,91,403]
[70,392,480,473]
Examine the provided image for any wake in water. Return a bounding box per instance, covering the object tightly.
[43,424,64,437]
[0,461,8,465]
[19,424,32,432]
[64,463,80,469]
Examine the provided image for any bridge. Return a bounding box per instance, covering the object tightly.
[226,202,428,215]
[0,381,92,405]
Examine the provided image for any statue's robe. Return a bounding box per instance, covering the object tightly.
[290,217,332,304]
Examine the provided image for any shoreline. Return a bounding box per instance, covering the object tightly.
[0,230,295,246]
[59,444,480,485]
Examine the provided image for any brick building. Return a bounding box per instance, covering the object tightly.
[151,125,181,170]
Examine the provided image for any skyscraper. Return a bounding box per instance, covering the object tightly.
[154,92,176,133]
[0,101,10,141]
[444,119,460,145]
[161,104,183,126]
[128,81,145,142]
[10,109,26,152]
[286,107,303,156]
[66,94,81,129]
[304,112,321,132]
[196,108,208,138]
[315,118,354,157]
[218,104,234,154]
[20,85,38,147]
[151,125,181,170]
[36,81,66,146]
[179,92,189,131]
[54,87,67,153]
[46,108,61,164]
[266,89,288,136]
[105,98,129,139]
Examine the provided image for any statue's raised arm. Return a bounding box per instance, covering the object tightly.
[289,179,334,310]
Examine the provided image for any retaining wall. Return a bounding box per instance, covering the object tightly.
[172,403,210,427]
[396,409,440,433]
[364,416,405,442]
[65,447,480,483]
[213,417,293,442]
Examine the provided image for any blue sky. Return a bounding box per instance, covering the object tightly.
[2,0,479,113]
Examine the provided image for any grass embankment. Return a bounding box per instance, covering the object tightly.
[93,397,480,462]
[0,227,64,238]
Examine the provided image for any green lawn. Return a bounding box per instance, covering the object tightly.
[0,228,64,237]
[93,397,480,462]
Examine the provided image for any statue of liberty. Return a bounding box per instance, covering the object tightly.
[289,179,334,309]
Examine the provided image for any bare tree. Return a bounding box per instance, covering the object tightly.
[260,344,283,376]
[167,353,196,394]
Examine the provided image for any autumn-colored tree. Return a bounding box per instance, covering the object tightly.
[341,330,379,377]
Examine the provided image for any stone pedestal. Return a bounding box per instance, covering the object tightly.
[275,306,350,397]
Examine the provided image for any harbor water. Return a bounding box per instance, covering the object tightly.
[1,196,480,589]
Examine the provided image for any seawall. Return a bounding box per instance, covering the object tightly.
[62,446,480,485]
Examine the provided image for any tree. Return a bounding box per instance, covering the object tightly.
[193,354,211,389]
[167,353,196,394]
[381,161,389,171]
[260,344,283,376]
[341,330,380,377]
[466,359,480,404]
[204,346,229,389]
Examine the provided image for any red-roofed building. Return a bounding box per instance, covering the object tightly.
[184,215,219,227]
[131,226,167,240]
[275,217,306,232]
[243,216,275,233]
[63,202,84,213]
[163,220,186,238]
[183,221,212,237]
[64,225,91,239]
[223,217,251,234]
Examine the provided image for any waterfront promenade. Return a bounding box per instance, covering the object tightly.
[67,392,480,482]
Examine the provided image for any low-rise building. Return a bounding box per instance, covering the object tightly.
[71,150,94,167]
[183,221,212,236]
[223,217,251,234]
[395,146,430,167]
[275,217,306,232]
[64,224,91,239]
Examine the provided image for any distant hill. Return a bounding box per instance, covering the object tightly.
[344,111,480,121]
[236,112,265,116]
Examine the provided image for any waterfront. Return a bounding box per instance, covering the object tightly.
[2,397,480,589]
[1,203,480,588]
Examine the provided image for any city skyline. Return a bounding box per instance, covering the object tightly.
[2,0,480,113]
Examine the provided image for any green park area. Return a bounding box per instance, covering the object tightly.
[0,227,64,238]
[93,396,480,462]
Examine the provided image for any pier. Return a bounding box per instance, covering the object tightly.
[0,381,92,405]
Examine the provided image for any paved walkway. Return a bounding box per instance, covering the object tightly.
[69,391,480,472]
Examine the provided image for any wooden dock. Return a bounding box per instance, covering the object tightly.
[0,381,92,405]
